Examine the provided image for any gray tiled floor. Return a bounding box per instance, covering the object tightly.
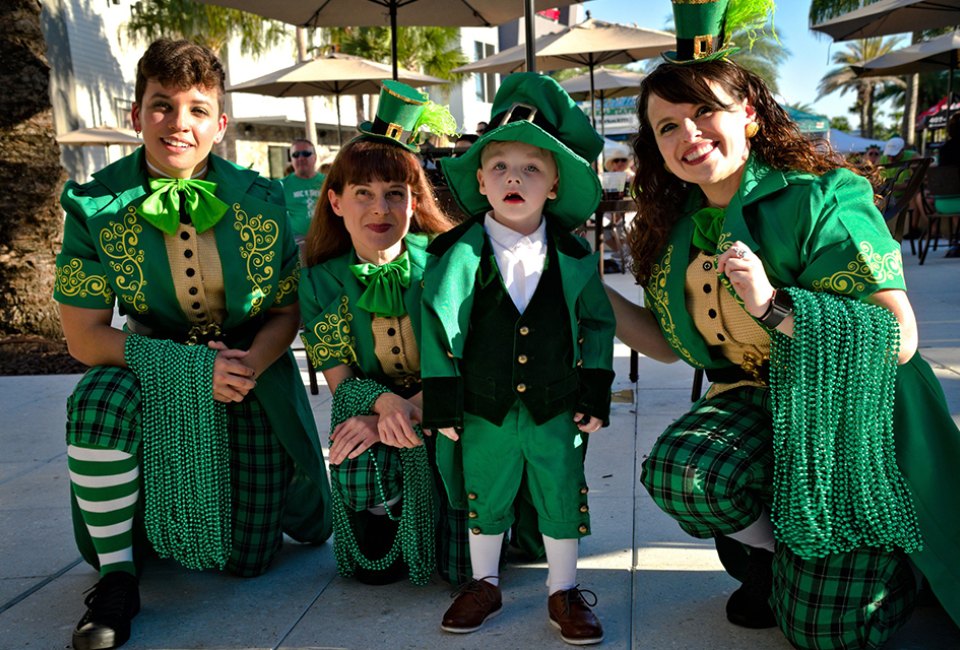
[1,244,958,649]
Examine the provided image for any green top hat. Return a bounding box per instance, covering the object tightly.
[358,80,457,152]
[663,0,775,64]
[440,72,603,230]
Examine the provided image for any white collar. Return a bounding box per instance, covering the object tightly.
[483,212,546,250]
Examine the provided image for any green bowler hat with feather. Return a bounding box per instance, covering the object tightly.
[664,0,775,64]
[358,79,457,152]
[440,72,603,230]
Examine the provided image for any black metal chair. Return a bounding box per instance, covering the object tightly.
[919,165,960,264]
[877,157,932,252]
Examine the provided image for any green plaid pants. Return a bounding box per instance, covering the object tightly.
[331,432,470,584]
[640,386,916,650]
[66,365,290,577]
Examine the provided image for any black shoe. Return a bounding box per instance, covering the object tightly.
[725,548,777,629]
[73,571,140,650]
[353,509,407,586]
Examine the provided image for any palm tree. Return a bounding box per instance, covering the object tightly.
[325,26,466,82]
[0,0,67,340]
[817,37,905,138]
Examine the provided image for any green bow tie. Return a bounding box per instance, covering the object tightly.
[137,177,229,234]
[690,206,726,253]
[349,252,412,317]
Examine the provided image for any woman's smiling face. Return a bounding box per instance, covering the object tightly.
[647,80,756,207]
[328,180,415,264]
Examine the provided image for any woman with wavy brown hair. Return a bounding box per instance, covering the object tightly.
[607,2,960,648]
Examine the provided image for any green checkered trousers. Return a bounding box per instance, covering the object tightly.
[640,386,917,650]
[331,431,471,584]
[66,365,291,577]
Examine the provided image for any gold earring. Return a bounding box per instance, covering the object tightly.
[745,123,760,138]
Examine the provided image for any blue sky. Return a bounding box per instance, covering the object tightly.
[583,0,906,125]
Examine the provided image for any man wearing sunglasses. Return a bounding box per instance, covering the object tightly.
[281,139,327,245]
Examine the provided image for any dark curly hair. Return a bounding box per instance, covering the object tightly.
[304,138,455,266]
[135,39,225,112]
[627,58,855,285]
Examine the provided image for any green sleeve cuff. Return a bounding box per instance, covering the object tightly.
[576,368,615,426]
[421,376,463,430]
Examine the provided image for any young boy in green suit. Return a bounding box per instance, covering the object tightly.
[421,73,615,646]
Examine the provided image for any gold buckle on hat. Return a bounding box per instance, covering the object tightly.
[693,34,714,59]
[501,102,538,125]
[385,122,405,141]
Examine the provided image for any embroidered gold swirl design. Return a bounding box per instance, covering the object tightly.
[645,245,702,367]
[234,203,278,316]
[55,259,113,304]
[275,259,300,304]
[99,207,147,313]
[306,296,357,367]
[812,241,903,295]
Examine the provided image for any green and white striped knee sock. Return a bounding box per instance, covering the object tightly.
[67,445,140,576]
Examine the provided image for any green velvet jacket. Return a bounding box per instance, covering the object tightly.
[55,147,331,546]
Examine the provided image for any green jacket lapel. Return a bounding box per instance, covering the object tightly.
[424,218,484,358]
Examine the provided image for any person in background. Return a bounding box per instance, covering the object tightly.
[606,1,959,648]
[864,143,882,167]
[603,142,635,185]
[282,139,326,245]
[879,135,926,238]
[54,38,331,650]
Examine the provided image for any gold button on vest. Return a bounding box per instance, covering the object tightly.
[516,383,527,393]
[467,492,477,500]
[519,326,530,336]
[517,354,528,364]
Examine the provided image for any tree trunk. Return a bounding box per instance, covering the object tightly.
[0,0,67,339]
[859,86,870,138]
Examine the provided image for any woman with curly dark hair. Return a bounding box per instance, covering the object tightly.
[607,2,960,649]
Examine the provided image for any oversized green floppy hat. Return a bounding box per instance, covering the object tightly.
[440,72,603,230]
[357,79,457,152]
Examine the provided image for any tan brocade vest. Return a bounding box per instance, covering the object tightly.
[685,251,770,398]
[371,314,421,396]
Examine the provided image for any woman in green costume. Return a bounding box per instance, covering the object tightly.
[298,81,471,585]
[607,2,960,648]
[54,39,331,650]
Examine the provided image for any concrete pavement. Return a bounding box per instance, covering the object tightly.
[1,245,958,649]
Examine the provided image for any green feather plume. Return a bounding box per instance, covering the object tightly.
[413,101,459,139]
[724,0,777,52]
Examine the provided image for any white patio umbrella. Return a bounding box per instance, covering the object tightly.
[454,19,672,128]
[811,0,960,41]
[56,126,141,146]
[560,67,645,135]
[227,52,448,145]
[194,0,588,79]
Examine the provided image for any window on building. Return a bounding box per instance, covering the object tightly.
[113,98,133,128]
[268,146,289,179]
[474,42,496,103]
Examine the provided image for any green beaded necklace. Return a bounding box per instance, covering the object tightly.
[769,288,922,559]
[125,334,231,570]
[328,377,436,585]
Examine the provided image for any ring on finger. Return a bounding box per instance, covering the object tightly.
[732,246,747,259]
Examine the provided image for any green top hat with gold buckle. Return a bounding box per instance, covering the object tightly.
[440,72,603,230]
[663,0,775,64]
[358,79,457,152]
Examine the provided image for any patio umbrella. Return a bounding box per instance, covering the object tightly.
[193,0,586,79]
[560,67,645,135]
[56,126,141,146]
[454,19,673,128]
[227,52,448,145]
[856,30,960,132]
[811,0,960,41]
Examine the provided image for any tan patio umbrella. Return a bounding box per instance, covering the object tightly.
[560,67,645,135]
[811,0,960,41]
[193,0,588,79]
[56,126,141,146]
[454,19,673,128]
[227,52,448,145]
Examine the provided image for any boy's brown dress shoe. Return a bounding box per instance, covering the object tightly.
[548,586,604,645]
[440,577,502,633]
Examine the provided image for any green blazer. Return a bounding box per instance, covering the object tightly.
[298,232,429,379]
[55,147,331,544]
[648,153,959,628]
[420,216,615,429]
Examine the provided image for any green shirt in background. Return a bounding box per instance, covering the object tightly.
[282,172,326,236]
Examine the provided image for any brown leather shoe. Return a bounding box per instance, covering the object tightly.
[440,577,502,633]
[548,586,604,645]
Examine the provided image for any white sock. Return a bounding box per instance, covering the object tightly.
[726,509,776,552]
[468,533,504,586]
[543,535,578,595]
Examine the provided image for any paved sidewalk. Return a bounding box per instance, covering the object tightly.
[1,246,958,649]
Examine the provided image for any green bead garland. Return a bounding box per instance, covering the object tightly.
[328,377,436,585]
[769,288,922,559]
[125,334,231,570]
